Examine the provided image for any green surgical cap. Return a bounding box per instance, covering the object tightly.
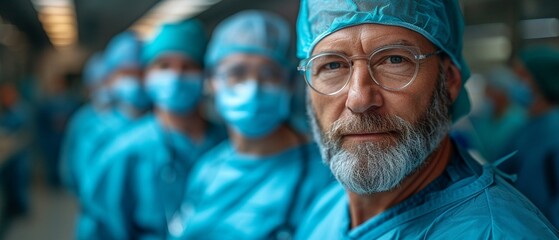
[296,0,472,121]
[142,19,207,66]
[519,46,559,104]
[205,10,292,70]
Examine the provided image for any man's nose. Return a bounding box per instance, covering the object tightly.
[345,61,383,113]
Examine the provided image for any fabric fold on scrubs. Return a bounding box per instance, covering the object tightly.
[295,139,559,239]
[79,115,226,239]
[501,108,559,227]
[177,140,334,239]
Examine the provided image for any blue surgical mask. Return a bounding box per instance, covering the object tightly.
[216,80,291,138]
[112,76,150,109]
[145,70,203,114]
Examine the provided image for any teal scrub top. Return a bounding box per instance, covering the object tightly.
[176,140,334,239]
[60,104,129,195]
[470,104,528,162]
[501,108,559,227]
[295,140,559,239]
[80,115,226,239]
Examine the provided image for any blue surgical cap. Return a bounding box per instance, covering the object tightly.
[83,52,108,87]
[142,19,207,66]
[297,0,472,121]
[206,10,292,70]
[104,31,142,76]
[519,46,559,104]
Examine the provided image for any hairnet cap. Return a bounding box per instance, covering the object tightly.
[104,31,142,75]
[519,46,559,104]
[297,0,472,121]
[83,52,108,87]
[205,10,292,70]
[142,19,207,67]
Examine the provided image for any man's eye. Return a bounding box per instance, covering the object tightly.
[388,56,404,64]
[323,61,344,70]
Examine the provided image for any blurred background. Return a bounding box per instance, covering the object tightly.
[0,0,558,239]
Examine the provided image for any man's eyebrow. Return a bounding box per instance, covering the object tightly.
[387,40,415,46]
[311,40,420,56]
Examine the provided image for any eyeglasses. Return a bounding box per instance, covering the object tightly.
[215,63,287,87]
[297,45,441,95]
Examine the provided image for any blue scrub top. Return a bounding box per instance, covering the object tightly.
[470,104,528,162]
[80,115,226,239]
[501,108,559,227]
[60,104,138,196]
[295,140,559,239]
[176,140,333,239]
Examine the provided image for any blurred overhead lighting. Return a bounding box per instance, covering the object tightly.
[130,0,222,40]
[32,0,78,49]
[520,18,559,39]
[464,36,512,63]
[465,23,510,39]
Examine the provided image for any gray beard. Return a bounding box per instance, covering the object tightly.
[307,68,452,195]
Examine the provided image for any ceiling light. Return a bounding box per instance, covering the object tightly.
[521,18,559,39]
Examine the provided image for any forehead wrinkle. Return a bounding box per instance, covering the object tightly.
[313,28,434,57]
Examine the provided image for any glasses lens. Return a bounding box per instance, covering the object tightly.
[306,54,350,94]
[369,47,418,90]
[217,64,284,87]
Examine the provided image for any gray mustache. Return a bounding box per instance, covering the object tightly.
[328,113,409,141]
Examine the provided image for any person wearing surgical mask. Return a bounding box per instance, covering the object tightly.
[457,66,529,162]
[68,31,152,239]
[103,31,150,121]
[176,10,332,239]
[81,20,226,239]
[60,52,111,196]
[501,46,559,227]
[60,52,131,239]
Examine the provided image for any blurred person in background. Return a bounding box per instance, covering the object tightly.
[459,66,529,162]
[294,0,558,238]
[58,52,116,239]
[82,19,226,239]
[502,45,559,227]
[63,31,150,239]
[0,82,32,232]
[103,31,150,121]
[59,52,111,196]
[178,10,332,239]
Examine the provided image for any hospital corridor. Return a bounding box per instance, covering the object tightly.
[1,0,558,239]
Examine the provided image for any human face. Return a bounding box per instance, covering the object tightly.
[147,54,202,74]
[107,67,144,87]
[213,53,287,89]
[307,24,460,194]
[212,54,292,138]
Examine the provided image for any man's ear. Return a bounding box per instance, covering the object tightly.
[445,61,462,103]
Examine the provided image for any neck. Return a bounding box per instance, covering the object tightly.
[230,125,303,156]
[156,108,206,142]
[347,136,453,228]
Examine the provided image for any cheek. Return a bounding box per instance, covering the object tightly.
[384,87,434,123]
[310,93,345,131]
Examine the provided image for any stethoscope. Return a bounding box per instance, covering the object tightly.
[156,125,198,238]
[269,133,309,240]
